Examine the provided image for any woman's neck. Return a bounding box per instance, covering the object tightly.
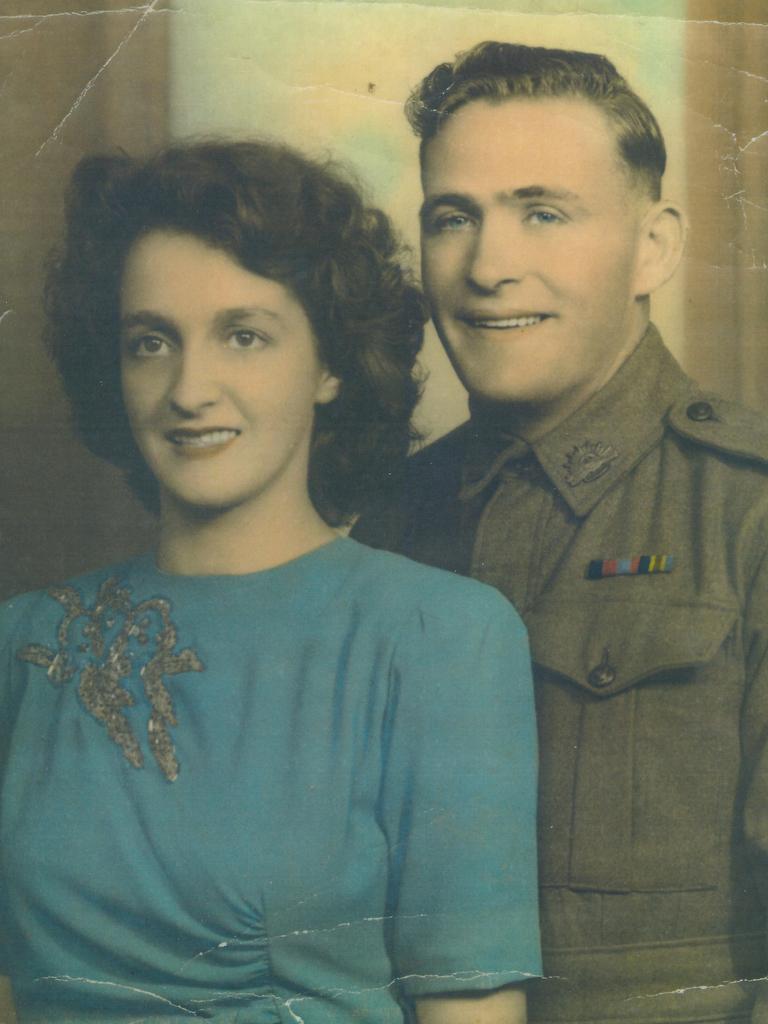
[155,494,337,576]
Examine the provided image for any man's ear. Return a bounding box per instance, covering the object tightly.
[315,371,341,405]
[633,201,687,298]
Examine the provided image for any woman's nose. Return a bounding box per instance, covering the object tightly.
[167,344,220,415]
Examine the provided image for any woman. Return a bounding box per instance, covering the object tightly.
[0,141,540,1022]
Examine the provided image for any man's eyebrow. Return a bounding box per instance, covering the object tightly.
[420,187,584,223]
[419,193,482,223]
[499,185,582,203]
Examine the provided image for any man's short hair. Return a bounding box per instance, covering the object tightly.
[406,41,666,200]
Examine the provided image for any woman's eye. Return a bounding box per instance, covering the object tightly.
[227,329,269,350]
[128,335,169,357]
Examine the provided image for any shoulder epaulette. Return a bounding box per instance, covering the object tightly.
[667,393,768,466]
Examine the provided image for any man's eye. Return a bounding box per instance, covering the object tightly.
[226,329,269,350]
[432,213,474,232]
[527,209,564,225]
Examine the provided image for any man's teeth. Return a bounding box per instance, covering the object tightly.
[473,315,545,328]
[172,430,238,448]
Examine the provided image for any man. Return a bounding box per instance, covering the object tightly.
[354,42,768,1023]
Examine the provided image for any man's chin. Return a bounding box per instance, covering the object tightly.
[464,378,562,408]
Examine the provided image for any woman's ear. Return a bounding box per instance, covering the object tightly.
[316,371,341,405]
[633,200,687,298]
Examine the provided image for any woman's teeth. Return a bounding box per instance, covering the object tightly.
[171,430,238,448]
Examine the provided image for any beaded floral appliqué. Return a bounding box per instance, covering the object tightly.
[17,577,204,781]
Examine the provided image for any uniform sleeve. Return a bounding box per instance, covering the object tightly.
[378,586,542,999]
[0,594,28,978]
[740,541,768,1020]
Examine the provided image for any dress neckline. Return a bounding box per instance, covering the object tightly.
[136,535,347,584]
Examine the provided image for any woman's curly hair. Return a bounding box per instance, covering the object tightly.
[45,140,427,525]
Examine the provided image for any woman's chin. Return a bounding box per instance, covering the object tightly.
[160,490,240,522]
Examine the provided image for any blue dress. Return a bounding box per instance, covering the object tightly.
[0,538,541,1022]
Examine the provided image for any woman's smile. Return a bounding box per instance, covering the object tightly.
[165,427,241,456]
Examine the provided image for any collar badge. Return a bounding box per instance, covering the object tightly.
[563,440,620,487]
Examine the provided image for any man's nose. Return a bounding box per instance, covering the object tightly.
[466,217,526,293]
[167,343,220,415]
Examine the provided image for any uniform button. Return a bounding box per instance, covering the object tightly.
[589,659,618,684]
[687,400,715,422]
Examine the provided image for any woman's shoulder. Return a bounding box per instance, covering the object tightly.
[341,537,525,636]
[0,556,144,647]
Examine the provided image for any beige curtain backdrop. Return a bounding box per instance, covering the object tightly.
[0,1,168,602]
[0,2,766,605]
[685,1,768,405]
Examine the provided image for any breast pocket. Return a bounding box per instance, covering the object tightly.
[527,598,740,894]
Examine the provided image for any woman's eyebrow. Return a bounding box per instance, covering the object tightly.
[120,307,283,334]
[120,310,177,334]
[212,306,282,328]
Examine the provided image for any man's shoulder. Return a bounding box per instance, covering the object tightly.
[666,389,768,469]
[352,423,470,550]
[408,421,472,476]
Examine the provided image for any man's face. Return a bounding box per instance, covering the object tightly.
[420,97,654,431]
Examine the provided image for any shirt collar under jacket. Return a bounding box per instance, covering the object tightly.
[459,324,697,518]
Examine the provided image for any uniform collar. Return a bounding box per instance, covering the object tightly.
[460,324,695,517]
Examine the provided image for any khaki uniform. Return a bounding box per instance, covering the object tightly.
[353,326,768,1023]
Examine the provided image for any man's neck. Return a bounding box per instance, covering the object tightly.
[472,319,650,443]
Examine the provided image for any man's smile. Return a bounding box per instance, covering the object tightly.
[457,312,554,330]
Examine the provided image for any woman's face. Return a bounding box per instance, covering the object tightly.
[119,230,339,518]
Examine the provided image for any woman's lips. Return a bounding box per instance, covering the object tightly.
[165,428,240,456]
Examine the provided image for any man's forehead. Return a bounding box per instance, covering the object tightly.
[421,95,628,198]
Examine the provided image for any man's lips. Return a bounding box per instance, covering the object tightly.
[165,428,241,450]
[457,312,554,329]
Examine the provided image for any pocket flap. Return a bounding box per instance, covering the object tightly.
[526,598,737,696]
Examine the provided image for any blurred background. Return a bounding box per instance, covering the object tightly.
[1,0,766,600]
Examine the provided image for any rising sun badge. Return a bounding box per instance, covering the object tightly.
[562,440,620,487]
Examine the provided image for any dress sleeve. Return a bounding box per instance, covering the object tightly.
[0,594,27,978]
[378,585,542,999]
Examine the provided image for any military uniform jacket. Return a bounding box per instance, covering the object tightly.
[353,326,768,1024]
